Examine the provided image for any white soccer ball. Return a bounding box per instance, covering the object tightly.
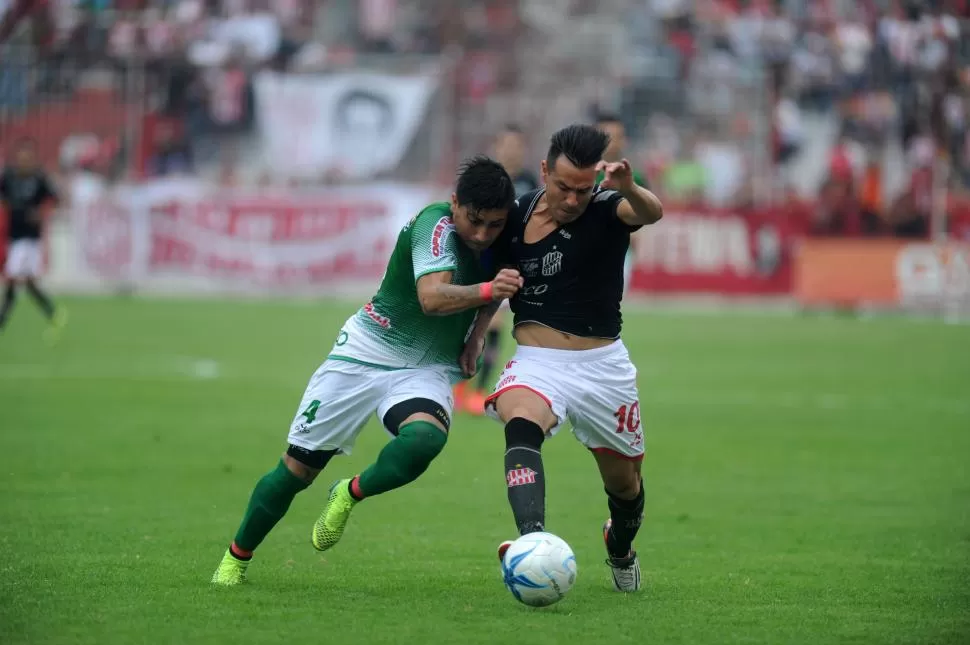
[501,532,577,607]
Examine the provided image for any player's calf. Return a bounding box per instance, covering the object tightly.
[604,479,644,559]
[504,418,546,535]
[24,277,55,320]
[0,281,17,330]
[356,418,448,497]
[594,452,644,592]
[232,454,319,553]
[211,449,330,583]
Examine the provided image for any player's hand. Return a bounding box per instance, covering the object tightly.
[490,268,523,301]
[596,159,636,193]
[459,333,485,378]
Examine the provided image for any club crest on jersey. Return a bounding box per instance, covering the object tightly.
[431,216,454,257]
[506,467,537,487]
[541,249,563,276]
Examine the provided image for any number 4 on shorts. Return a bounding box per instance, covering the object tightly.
[613,402,641,434]
[300,400,321,423]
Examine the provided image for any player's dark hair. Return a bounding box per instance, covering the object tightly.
[455,155,516,212]
[546,124,609,171]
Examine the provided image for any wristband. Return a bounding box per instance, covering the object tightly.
[479,281,493,301]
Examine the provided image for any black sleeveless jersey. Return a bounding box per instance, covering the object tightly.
[493,186,640,339]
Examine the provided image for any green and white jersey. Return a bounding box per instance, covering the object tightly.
[328,202,488,381]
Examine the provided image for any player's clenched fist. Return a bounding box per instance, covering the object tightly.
[490,268,524,300]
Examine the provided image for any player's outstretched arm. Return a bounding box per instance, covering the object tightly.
[598,159,663,226]
[416,268,522,317]
[616,183,663,226]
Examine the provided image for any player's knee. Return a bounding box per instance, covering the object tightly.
[495,389,556,429]
[384,399,451,436]
[284,445,337,482]
[504,417,545,450]
[605,472,641,501]
[400,420,448,465]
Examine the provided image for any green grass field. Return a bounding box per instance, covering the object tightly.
[1,297,968,645]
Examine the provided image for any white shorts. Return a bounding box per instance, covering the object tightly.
[484,340,644,459]
[287,359,454,455]
[4,240,42,278]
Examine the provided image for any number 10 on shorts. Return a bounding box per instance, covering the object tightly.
[613,402,641,434]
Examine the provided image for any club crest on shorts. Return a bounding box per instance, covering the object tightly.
[541,249,563,276]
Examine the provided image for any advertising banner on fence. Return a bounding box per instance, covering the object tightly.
[628,208,799,295]
[794,239,970,310]
[70,178,438,293]
[253,70,438,181]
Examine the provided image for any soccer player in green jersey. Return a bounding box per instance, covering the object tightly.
[211,156,522,586]
[594,113,647,295]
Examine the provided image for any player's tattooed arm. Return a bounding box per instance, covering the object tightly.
[416,269,523,316]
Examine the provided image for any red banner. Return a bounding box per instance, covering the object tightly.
[74,179,436,290]
[628,207,802,295]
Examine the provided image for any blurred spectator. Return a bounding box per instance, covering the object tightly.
[146,120,193,177]
[1,0,969,244]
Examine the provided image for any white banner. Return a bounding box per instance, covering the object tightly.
[253,70,438,181]
[61,177,439,295]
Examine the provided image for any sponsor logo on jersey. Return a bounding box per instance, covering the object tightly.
[541,249,563,276]
[521,258,539,277]
[504,360,516,370]
[506,467,537,487]
[431,216,454,257]
[363,302,391,329]
[521,283,549,296]
[559,229,571,239]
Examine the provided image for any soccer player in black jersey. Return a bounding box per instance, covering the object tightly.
[0,138,64,339]
[485,124,663,592]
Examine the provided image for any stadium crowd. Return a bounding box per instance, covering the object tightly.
[2,0,970,239]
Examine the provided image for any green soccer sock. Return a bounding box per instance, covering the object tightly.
[232,459,310,553]
[356,421,448,498]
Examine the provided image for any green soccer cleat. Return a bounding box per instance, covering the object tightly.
[210,549,250,586]
[311,479,358,552]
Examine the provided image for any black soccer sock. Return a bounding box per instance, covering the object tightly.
[0,283,17,328]
[25,279,55,320]
[504,418,546,535]
[476,328,501,392]
[605,480,645,559]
